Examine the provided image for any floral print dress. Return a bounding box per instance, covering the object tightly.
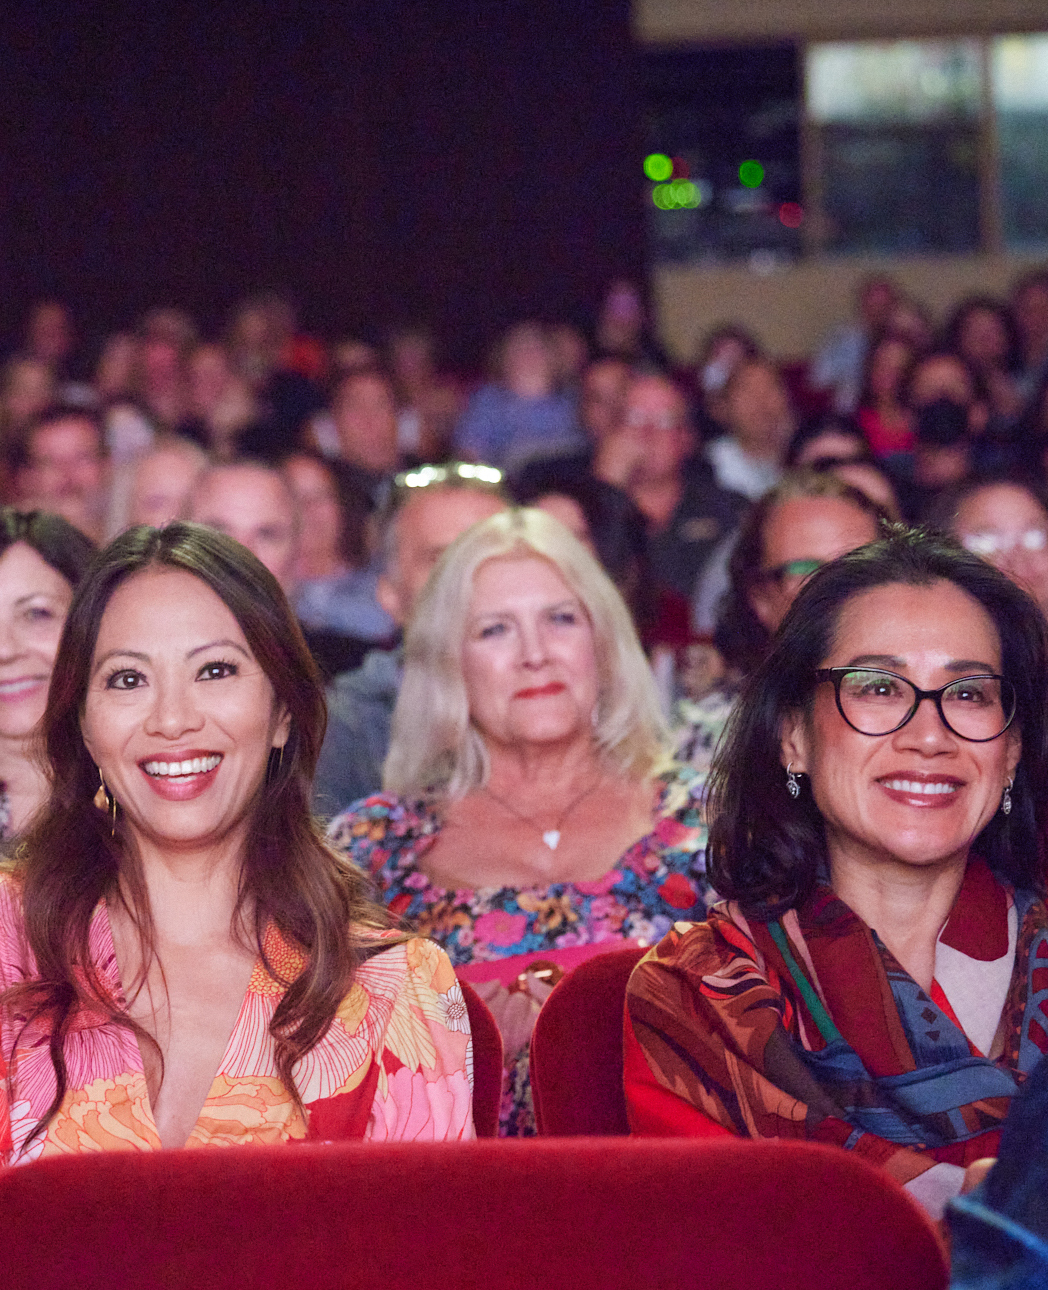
[329,764,711,1135]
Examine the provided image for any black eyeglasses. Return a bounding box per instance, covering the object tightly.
[814,667,1016,742]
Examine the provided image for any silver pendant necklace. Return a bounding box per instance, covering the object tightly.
[483,777,602,851]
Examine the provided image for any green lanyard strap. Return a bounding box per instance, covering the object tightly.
[768,919,843,1047]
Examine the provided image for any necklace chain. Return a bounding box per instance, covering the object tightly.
[483,776,602,851]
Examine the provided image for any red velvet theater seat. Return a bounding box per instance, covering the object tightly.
[457,977,502,1138]
[530,944,645,1134]
[0,1138,948,1290]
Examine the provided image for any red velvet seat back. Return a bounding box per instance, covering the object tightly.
[457,977,502,1137]
[0,1138,948,1290]
[530,945,645,1135]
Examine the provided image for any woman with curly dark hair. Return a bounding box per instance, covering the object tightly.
[0,522,473,1164]
[628,527,1048,1220]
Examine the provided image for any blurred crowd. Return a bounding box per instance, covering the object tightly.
[4,269,1048,722]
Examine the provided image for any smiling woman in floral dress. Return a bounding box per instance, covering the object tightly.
[330,508,710,1135]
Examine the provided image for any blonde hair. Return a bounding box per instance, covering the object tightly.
[384,508,669,799]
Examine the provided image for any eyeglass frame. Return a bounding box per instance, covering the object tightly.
[812,666,1017,743]
[758,557,824,586]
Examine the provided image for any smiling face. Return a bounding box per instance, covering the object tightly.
[781,580,1021,884]
[80,567,290,857]
[461,555,599,754]
[0,542,73,743]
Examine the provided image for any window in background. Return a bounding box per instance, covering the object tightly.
[993,33,1048,251]
[643,47,802,268]
[806,40,983,255]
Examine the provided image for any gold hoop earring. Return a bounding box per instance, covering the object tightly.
[94,770,117,837]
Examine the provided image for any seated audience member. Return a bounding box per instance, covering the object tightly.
[454,322,583,471]
[627,528,1047,1220]
[281,450,394,642]
[386,325,464,462]
[593,279,669,369]
[705,356,794,501]
[12,405,110,542]
[810,276,898,413]
[106,436,208,536]
[0,522,473,1165]
[594,373,748,600]
[328,368,402,505]
[180,341,261,460]
[547,321,590,395]
[784,417,903,520]
[1011,269,1048,401]
[693,325,761,441]
[0,357,56,444]
[930,478,1048,620]
[576,355,633,458]
[312,466,506,817]
[944,296,1023,426]
[681,473,886,771]
[92,333,155,466]
[0,509,94,839]
[330,508,709,1136]
[20,300,79,392]
[897,399,973,522]
[855,331,917,459]
[187,460,299,593]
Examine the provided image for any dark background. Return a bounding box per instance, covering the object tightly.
[0,1,641,368]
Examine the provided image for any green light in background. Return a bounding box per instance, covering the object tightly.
[738,160,765,188]
[652,180,700,210]
[643,153,673,182]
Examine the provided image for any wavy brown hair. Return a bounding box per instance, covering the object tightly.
[3,521,393,1151]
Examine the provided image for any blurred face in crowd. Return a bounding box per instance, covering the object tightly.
[331,371,399,474]
[620,376,693,484]
[579,358,630,445]
[127,444,206,529]
[0,542,74,743]
[26,301,74,367]
[188,465,299,591]
[748,495,880,633]
[1,358,54,427]
[282,454,346,573]
[957,307,1010,373]
[500,324,555,400]
[378,486,506,627]
[533,493,596,554]
[722,359,793,460]
[792,427,867,468]
[953,483,1048,617]
[1014,280,1048,360]
[19,416,108,538]
[866,337,913,404]
[859,279,896,330]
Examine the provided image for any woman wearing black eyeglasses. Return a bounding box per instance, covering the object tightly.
[626,526,1048,1221]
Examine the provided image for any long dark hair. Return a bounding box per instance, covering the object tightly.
[4,522,392,1149]
[708,525,1048,916]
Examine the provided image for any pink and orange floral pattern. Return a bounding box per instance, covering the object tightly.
[0,877,474,1167]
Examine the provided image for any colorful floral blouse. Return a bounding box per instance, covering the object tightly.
[0,877,474,1167]
[329,764,711,1135]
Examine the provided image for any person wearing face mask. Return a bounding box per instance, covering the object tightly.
[329,509,709,1136]
[627,528,1048,1223]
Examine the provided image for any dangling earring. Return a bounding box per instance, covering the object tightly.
[93,769,117,836]
[786,762,801,800]
[1002,777,1014,816]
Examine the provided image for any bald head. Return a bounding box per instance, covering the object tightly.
[188,462,299,590]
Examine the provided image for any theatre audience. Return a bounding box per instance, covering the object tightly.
[454,322,582,471]
[680,472,886,771]
[628,528,1048,1221]
[328,368,402,505]
[312,466,506,817]
[330,508,709,1135]
[594,372,747,601]
[187,461,299,592]
[1012,270,1048,400]
[386,325,464,462]
[281,450,394,642]
[945,297,1023,426]
[12,405,110,542]
[811,276,898,413]
[0,522,473,1164]
[180,342,261,460]
[0,508,94,840]
[856,332,917,460]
